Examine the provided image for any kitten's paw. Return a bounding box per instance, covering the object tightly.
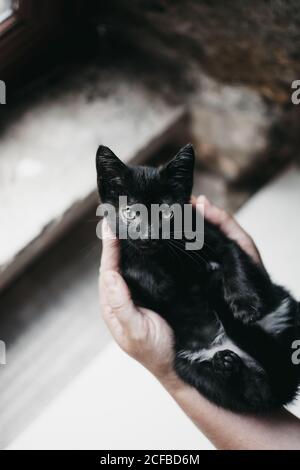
[213,350,241,376]
[231,296,263,324]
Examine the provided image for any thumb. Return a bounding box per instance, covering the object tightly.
[103,271,140,330]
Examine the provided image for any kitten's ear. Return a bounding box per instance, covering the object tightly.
[96,145,128,201]
[161,144,195,199]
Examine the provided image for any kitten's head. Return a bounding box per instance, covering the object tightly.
[96,144,195,252]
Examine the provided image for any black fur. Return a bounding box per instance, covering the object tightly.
[96,144,300,412]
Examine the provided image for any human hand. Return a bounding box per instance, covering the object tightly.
[98,202,300,452]
[99,219,175,380]
[195,195,264,266]
[99,197,264,382]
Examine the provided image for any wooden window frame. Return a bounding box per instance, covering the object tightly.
[0,0,67,83]
[0,1,27,37]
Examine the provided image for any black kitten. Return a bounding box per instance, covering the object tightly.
[96,144,300,412]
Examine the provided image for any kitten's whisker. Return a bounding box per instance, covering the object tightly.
[168,231,216,255]
[166,241,183,268]
[170,239,210,269]
[170,235,213,254]
[168,240,205,272]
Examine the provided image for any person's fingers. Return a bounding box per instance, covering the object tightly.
[196,195,262,265]
[197,195,234,233]
[102,270,141,332]
[190,195,197,206]
[99,218,120,273]
[197,195,248,239]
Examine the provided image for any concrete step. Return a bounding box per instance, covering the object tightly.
[0,65,187,291]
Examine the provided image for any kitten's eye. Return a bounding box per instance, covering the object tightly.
[162,207,174,220]
[122,206,136,220]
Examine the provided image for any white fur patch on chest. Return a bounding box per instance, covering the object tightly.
[178,326,254,365]
[257,298,292,336]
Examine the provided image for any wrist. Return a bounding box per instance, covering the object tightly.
[156,368,187,393]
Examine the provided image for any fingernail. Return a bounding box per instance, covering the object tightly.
[102,218,116,241]
[197,194,209,205]
[102,217,108,239]
[196,195,207,216]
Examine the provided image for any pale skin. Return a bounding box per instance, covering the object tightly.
[99,195,300,450]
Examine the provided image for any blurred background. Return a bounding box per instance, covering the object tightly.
[0,0,300,449]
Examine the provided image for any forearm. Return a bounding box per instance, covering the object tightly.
[159,371,300,450]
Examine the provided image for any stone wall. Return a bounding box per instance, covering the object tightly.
[97,0,300,183]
